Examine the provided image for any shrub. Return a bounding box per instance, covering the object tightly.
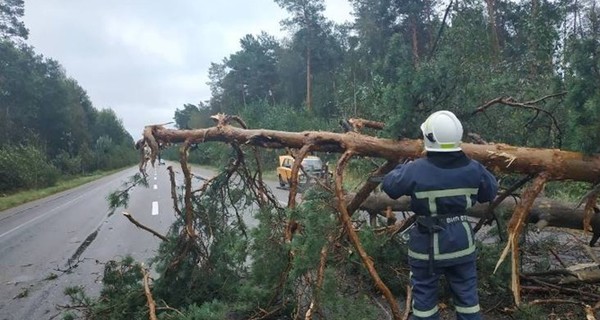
[53,151,82,175]
[0,144,59,193]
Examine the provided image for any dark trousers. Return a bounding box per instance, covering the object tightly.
[410,261,481,320]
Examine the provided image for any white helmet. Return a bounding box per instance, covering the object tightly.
[420,110,463,152]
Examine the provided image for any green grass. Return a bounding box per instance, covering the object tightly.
[0,169,124,212]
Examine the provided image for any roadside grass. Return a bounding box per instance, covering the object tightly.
[0,168,125,212]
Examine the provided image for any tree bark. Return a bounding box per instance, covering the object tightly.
[349,192,600,246]
[306,46,312,112]
[411,16,420,66]
[141,267,158,320]
[142,120,600,183]
[334,151,402,319]
[141,116,600,309]
[485,0,501,60]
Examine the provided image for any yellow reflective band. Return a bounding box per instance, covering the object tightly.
[408,243,476,260]
[410,188,478,261]
[439,143,457,149]
[415,188,479,199]
[411,220,474,261]
[462,221,474,246]
[412,305,439,318]
[455,304,480,314]
[414,188,479,215]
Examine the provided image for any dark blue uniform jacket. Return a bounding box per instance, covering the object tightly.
[382,151,498,267]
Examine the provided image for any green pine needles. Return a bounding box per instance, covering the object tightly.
[64,149,520,319]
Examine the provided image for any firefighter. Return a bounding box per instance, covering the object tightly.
[382,110,498,320]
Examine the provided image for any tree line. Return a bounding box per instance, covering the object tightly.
[175,0,599,161]
[7,0,592,318]
[0,0,136,194]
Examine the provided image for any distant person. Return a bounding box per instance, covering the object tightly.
[157,146,162,165]
[157,142,166,165]
[382,110,498,320]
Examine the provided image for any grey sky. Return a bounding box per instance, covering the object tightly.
[22,0,353,138]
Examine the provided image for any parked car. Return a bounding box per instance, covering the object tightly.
[276,155,327,187]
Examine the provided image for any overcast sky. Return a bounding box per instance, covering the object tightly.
[22,0,353,138]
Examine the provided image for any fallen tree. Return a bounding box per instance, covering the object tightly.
[141,115,600,183]
[138,114,600,318]
[351,192,600,245]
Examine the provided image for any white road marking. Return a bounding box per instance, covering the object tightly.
[0,184,106,238]
[153,184,158,190]
[151,201,159,216]
[154,176,157,180]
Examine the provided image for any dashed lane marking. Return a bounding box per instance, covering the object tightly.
[152,201,159,216]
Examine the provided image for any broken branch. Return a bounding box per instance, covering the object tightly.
[335,151,402,319]
[141,267,158,320]
[122,212,168,242]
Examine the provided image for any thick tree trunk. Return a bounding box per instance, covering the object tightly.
[485,0,501,59]
[349,192,600,246]
[411,16,420,66]
[141,116,600,309]
[306,46,312,112]
[143,120,600,183]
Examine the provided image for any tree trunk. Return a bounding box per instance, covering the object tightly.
[349,192,600,246]
[411,16,420,66]
[143,119,600,183]
[141,115,600,310]
[304,3,312,113]
[306,46,312,112]
[485,0,501,59]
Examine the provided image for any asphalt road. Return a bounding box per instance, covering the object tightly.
[0,163,291,320]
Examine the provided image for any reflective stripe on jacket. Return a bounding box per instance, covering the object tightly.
[382,151,498,267]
